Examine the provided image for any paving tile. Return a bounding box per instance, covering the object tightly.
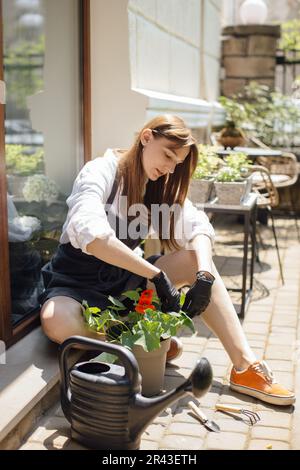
[268,333,296,345]
[243,322,270,335]
[263,360,294,373]
[201,349,230,366]
[159,435,204,450]
[26,416,70,450]
[140,440,159,450]
[206,431,247,450]
[271,315,297,328]
[19,442,48,450]
[264,345,294,361]
[142,424,165,441]
[250,426,290,442]
[254,410,292,428]
[167,422,207,439]
[213,416,251,433]
[247,439,290,450]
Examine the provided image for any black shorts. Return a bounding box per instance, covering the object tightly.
[38,242,162,311]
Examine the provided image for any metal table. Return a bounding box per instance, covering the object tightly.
[196,192,258,318]
[216,147,282,159]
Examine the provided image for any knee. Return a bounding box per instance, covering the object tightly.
[40,300,61,343]
[40,297,100,345]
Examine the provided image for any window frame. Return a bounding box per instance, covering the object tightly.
[0,0,91,346]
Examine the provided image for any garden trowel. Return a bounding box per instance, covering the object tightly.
[188,401,220,432]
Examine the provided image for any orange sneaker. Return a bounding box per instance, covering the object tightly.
[230,360,295,406]
[166,337,183,362]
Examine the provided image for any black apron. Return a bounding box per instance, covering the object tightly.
[38,174,161,310]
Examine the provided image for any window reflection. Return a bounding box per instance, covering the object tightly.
[3,0,80,325]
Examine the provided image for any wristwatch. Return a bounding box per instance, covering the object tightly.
[196,270,215,284]
[149,270,162,282]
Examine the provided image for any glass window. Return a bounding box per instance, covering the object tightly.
[3,0,82,326]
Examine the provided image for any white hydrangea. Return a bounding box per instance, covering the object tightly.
[22,174,59,204]
[14,216,41,233]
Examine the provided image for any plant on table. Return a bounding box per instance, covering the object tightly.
[82,288,194,354]
[215,152,252,182]
[193,144,223,181]
[214,152,253,204]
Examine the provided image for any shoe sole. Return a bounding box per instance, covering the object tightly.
[230,382,296,406]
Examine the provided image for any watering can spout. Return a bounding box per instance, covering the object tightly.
[129,357,213,439]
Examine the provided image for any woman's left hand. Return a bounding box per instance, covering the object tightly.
[182,271,215,318]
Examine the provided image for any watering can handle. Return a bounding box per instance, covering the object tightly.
[59,335,140,402]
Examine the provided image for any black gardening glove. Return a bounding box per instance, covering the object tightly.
[182,271,215,318]
[150,270,181,313]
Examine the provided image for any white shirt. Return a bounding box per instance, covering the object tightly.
[60,149,215,255]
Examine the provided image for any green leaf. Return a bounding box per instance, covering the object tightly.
[180,292,186,307]
[88,306,101,314]
[121,290,141,302]
[132,320,164,352]
[180,311,196,333]
[118,330,137,350]
[107,295,126,308]
[91,352,118,364]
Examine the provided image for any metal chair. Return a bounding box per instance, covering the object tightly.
[249,164,284,285]
[248,136,300,241]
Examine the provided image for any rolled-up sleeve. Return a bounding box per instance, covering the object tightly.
[176,198,215,248]
[62,158,116,254]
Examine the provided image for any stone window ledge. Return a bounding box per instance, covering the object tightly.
[132,87,225,129]
[0,327,60,446]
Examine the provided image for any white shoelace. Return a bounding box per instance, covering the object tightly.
[252,361,277,384]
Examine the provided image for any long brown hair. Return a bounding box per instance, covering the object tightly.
[117,114,198,251]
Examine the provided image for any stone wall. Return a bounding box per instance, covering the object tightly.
[128,0,223,101]
[221,24,281,97]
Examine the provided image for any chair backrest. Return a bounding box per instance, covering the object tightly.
[249,164,279,208]
[246,136,298,185]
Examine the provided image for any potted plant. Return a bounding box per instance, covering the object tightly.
[188,145,223,203]
[220,81,300,148]
[218,96,247,149]
[214,152,252,205]
[82,288,194,397]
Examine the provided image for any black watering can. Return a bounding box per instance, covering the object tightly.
[59,336,213,450]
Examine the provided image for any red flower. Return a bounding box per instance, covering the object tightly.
[139,289,154,305]
[135,289,156,314]
[135,303,156,314]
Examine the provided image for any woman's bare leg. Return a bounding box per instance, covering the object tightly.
[40,296,104,344]
[147,249,256,369]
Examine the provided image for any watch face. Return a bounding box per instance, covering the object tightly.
[197,271,214,283]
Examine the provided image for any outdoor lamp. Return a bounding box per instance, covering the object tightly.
[240,0,268,25]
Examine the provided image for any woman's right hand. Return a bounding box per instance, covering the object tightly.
[150,270,181,313]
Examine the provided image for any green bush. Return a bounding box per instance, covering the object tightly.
[219,81,300,147]
[279,19,300,54]
[5,144,44,176]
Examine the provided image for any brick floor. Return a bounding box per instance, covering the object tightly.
[18,215,300,450]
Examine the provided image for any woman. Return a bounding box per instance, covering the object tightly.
[40,114,295,406]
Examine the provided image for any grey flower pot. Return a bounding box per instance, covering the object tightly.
[188,179,214,204]
[132,337,171,397]
[214,176,252,205]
